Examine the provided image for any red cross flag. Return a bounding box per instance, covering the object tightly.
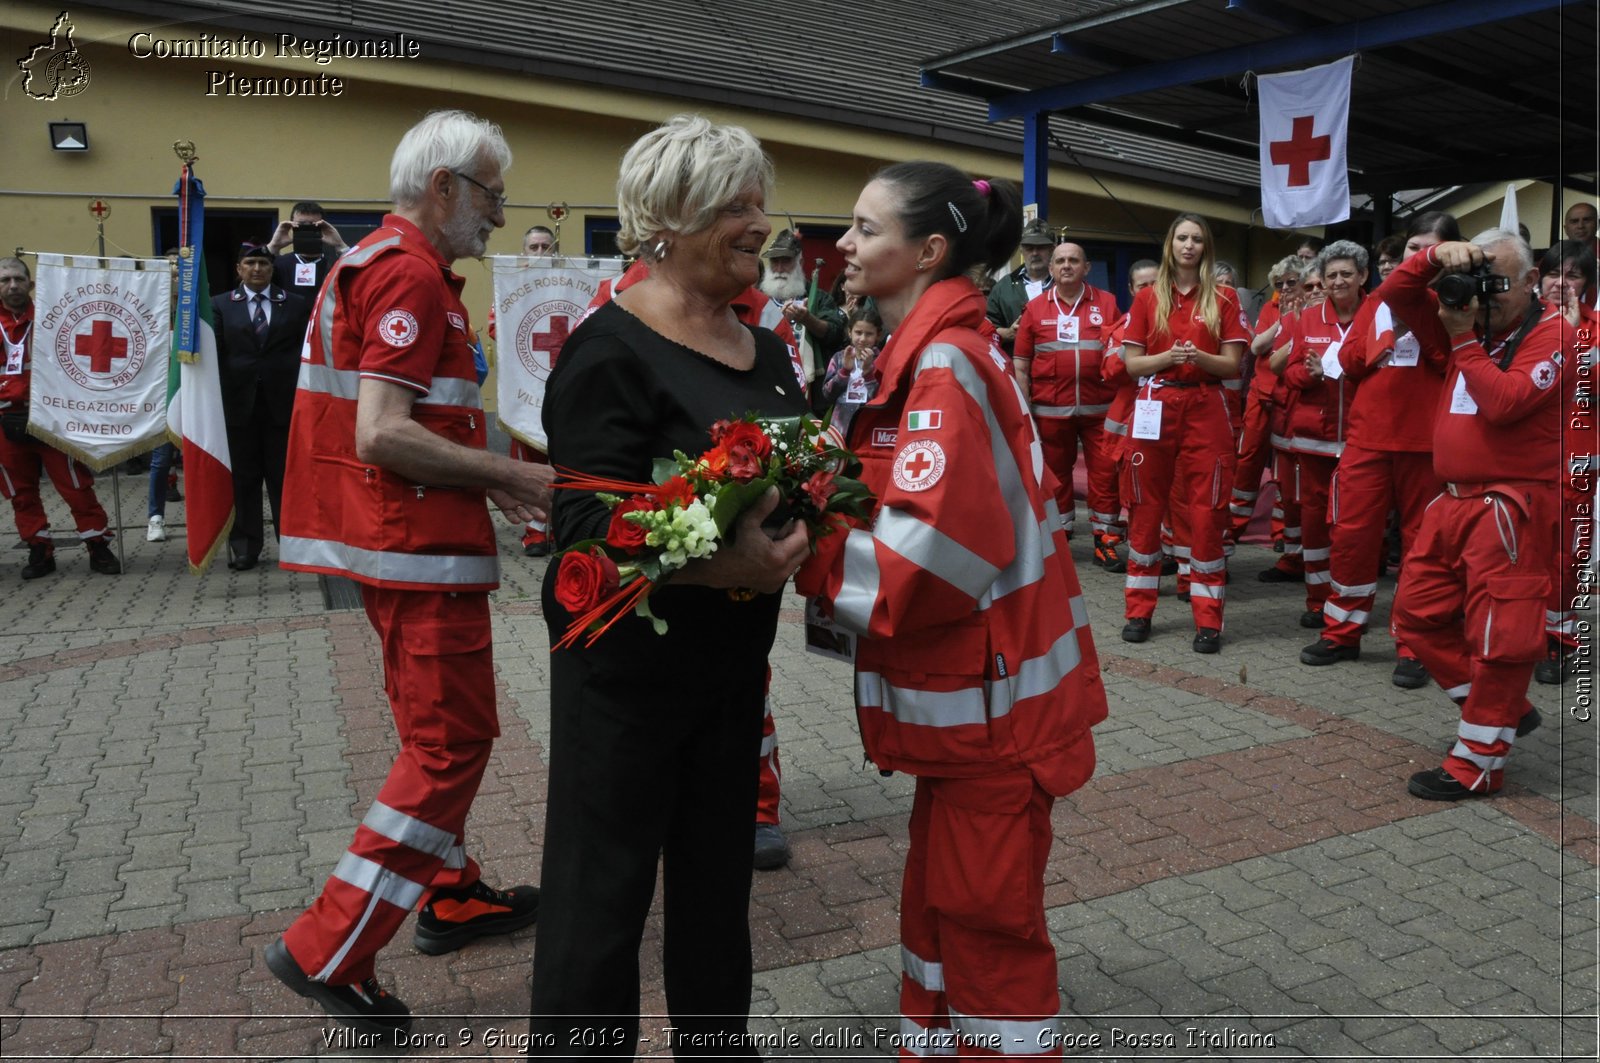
[29,253,171,469]
[489,254,624,452]
[1257,55,1354,230]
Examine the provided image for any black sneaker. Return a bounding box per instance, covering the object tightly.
[524,540,551,558]
[1300,638,1359,666]
[1391,657,1429,689]
[1257,565,1300,583]
[21,542,55,580]
[1192,627,1221,654]
[1093,534,1124,571]
[754,822,791,871]
[1176,590,1191,602]
[1299,609,1324,629]
[1407,766,1493,802]
[1121,617,1151,643]
[87,538,121,575]
[1159,557,1180,576]
[1517,707,1542,737]
[413,879,539,955]
[1534,641,1574,685]
[265,938,411,1037]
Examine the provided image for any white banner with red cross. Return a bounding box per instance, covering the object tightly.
[490,255,626,451]
[29,253,171,470]
[1257,55,1354,231]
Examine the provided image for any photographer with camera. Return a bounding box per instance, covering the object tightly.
[1377,229,1572,801]
[267,200,348,295]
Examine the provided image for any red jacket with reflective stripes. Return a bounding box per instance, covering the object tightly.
[795,279,1105,788]
[1278,295,1363,457]
[0,303,34,409]
[1013,284,1121,415]
[279,215,499,592]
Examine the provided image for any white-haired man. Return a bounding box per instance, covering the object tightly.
[267,110,553,1038]
[1383,229,1571,800]
[760,228,846,376]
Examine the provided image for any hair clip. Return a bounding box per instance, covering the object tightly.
[947,202,968,234]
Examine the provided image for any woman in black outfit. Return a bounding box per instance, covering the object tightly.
[528,114,810,1059]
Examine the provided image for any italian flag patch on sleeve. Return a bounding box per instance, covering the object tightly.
[906,410,942,431]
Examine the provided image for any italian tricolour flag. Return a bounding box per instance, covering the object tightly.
[168,166,233,573]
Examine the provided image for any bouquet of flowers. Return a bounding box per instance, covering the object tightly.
[550,413,873,648]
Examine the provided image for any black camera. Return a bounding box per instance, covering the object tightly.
[292,222,323,257]
[1435,265,1511,310]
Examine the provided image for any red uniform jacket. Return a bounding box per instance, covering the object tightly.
[1334,282,1448,453]
[279,214,499,591]
[796,279,1105,788]
[1278,295,1364,457]
[0,303,35,409]
[1013,284,1121,417]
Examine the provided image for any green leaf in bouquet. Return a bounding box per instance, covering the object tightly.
[709,475,778,537]
[651,456,680,485]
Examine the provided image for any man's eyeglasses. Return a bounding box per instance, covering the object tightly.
[453,171,508,212]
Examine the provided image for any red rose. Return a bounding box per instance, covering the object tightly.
[709,418,735,444]
[802,470,837,509]
[656,475,697,509]
[605,496,653,552]
[726,440,767,482]
[554,547,620,614]
[720,422,772,462]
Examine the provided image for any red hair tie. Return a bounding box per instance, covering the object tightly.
[973,179,991,195]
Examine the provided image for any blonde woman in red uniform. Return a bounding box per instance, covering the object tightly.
[1119,213,1249,652]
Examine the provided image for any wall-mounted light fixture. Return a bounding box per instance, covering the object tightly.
[49,121,88,151]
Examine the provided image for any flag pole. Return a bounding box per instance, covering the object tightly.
[95,203,127,569]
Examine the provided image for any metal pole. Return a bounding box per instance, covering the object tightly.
[97,217,127,570]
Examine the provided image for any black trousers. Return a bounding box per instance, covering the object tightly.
[529,638,766,1060]
[225,396,288,560]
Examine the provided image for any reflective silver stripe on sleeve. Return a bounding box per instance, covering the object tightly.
[987,627,1084,720]
[947,1011,1061,1055]
[1291,436,1344,456]
[876,506,1001,601]
[361,801,455,858]
[832,528,880,634]
[860,674,987,728]
[281,535,500,586]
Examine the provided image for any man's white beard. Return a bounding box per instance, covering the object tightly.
[760,269,806,302]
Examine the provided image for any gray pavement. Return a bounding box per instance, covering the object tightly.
[0,464,1595,1060]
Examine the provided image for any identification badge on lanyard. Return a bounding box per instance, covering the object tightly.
[1389,333,1420,368]
[804,597,856,664]
[1448,373,1478,415]
[294,260,317,287]
[844,371,869,405]
[3,339,23,377]
[1056,316,1080,343]
[1132,397,1163,440]
[1319,340,1344,380]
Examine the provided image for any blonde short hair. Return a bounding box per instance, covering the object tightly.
[615,114,773,257]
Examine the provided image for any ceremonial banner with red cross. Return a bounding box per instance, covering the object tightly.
[29,253,171,470]
[490,255,625,451]
[1257,55,1354,230]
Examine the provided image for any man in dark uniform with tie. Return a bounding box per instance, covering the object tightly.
[212,243,313,569]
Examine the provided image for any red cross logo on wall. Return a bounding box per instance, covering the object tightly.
[74,319,128,373]
[1268,116,1332,188]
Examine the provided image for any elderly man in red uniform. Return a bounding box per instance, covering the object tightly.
[0,257,121,580]
[1386,230,1571,800]
[1012,241,1123,558]
[265,110,553,1037]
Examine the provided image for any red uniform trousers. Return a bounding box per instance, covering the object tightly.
[1122,386,1235,630]
[508,439,551,549]
[1323,446,1439,650]
[1392,487,1555,793]
[1227,393,1285,543]
[899,772,1060,1059]
[282,586,498,983]
[1291,452,1338,613]
[1547,482,1588,650]
[0,432,112,545]
[1266,448,1304,575]
[1035,413,1119,537]
[756,670,781,825]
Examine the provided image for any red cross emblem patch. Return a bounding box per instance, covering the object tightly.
[892,440,946,493]
[378,309,419,348]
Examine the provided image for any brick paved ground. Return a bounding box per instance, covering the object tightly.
[0,469,1594,1061]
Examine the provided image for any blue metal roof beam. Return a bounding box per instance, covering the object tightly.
[987,0,1568,122]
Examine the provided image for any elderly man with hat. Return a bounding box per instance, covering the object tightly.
[987,218,1058,351]
[759,228,846,376]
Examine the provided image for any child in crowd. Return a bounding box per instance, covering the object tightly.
[819,308,882,417]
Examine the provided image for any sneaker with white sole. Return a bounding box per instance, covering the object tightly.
[146,516,166,542]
